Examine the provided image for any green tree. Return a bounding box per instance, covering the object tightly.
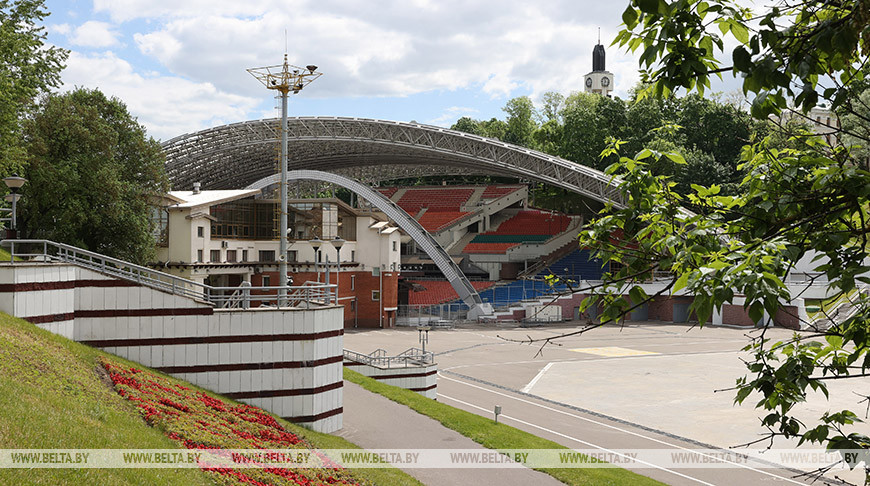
[20,88,168,264]
[539,91,566,123]
[450,116,487,137]
[561,92,628,170]
[502,96,539,147]
[675,95,751,172]
[0,0,67,176]
[840,87,870,167]
[541,0,870,481]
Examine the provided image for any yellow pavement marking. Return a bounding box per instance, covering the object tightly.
[569,346,659,357]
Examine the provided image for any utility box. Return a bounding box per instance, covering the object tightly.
[630,303,649,321]
[673,302,690,323]
[526,305,562,323]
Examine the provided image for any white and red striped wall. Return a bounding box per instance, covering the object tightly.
[0,263,344,432]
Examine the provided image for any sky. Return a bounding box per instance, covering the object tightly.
[43,0,743,142]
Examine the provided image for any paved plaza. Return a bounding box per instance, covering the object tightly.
[344,321,870,485]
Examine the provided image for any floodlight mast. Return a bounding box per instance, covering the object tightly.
[247,55,322,305]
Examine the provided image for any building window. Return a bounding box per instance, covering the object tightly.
[259,250,275,262]
[226,250,237,263]
[287,250,297,262]
[392,240,397,251]
[372,267,380,277]
[262,275,270,287]
[242,250,248,262]
[197,250,203,263]
[351,275,355,291]
[150,207,169,247]
[372,290,380,302]
[350,250,355,262]
[197,226,204,237]
[210,249,220,263]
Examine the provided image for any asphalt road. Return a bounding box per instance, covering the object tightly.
[344,322,867,486]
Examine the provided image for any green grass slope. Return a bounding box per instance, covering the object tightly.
[0,313,419,486]
[0,313,209,485]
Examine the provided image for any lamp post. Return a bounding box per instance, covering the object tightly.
[248,57,322,306]
[3,174,26,239]
[310,236,323,284]
[332,236,345,304]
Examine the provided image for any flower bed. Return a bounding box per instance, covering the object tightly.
[101,358,361,486]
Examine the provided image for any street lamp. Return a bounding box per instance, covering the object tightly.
[333,236,345,304]
[248,57,322,304]
[310,236,323,283]
[3,174,26,239]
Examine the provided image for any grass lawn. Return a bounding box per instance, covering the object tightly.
[344,368,665,486]
[805,288,858,318]
[0,313,420,486]
[0,247,15,262]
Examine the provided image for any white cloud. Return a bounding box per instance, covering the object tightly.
[426,106,479,127]
[92,0,279,22]
[69,21,121,48]
[122,1,637,100]
[61,51,260,140]
[56,1,658,136]
[48,23,71,35]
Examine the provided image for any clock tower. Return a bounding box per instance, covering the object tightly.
[584,33,614,97]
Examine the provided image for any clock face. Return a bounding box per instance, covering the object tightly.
[585,77,593,88]
[601,77,610,87]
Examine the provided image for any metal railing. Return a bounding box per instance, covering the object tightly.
[343,347,434,368]
[1,239,336,309]
[398,303,469,323]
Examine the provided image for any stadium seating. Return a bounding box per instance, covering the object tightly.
[461,242,520,254]
[396,188,475,213]
[417,211,468,232]
[377,187,398,199]
[408,280,496,306]
[491,209,570,235]
[481,185,521,199]
[539,249,608,281]
[461,209,571,255]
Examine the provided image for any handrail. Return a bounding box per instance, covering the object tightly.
[343,347,434,369]
[1,239,336,309]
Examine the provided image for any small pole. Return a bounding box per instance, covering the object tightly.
[418,326,430,353]
[494,405,502,424]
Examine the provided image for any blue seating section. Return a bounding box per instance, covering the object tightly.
[476,250,609,307]
[477,279,559,304]
[424,250,610,310]
[538,249,608,281]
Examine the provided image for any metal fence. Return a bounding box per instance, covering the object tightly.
[398,303,470,324]
[1,239,336,309]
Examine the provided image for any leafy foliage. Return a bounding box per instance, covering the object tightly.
[451,90,755,212]
[0,0,67,177]
[20,88,168,264]
[565,1,870,482]
[615,0,870,116]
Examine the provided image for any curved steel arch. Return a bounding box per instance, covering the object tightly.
[252,170,493,319]
[162,117,625,207]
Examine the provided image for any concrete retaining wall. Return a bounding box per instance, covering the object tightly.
[343,360,437,399]
[0,263,343,432]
